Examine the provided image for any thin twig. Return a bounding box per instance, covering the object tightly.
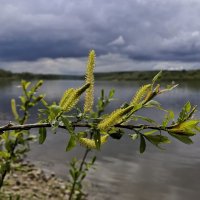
[0,121,172,134]
[68,149,90,200]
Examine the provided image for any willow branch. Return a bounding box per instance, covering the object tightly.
[0,121,172,134]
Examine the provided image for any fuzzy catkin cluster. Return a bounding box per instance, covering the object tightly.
[130,84,151,106]
[78,135,109,149]
[84,50,95,113]
[59,83,90,112]
[98,105,134,131]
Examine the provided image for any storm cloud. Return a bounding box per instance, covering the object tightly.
[0,0,200,73]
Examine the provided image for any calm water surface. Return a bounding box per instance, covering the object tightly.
[0,79,200,200]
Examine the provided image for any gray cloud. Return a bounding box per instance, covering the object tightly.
[0,0,200,72]
[0,53,199,75]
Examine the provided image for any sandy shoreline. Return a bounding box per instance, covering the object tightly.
[0,161,70,200]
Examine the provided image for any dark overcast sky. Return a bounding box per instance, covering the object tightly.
[1,0,200,74]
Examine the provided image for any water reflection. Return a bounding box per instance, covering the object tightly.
[0,79,200,200]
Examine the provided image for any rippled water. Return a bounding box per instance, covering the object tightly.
[1,79,200,200]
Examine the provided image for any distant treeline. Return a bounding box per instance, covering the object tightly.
[0,69,83,80]
[95,70,200,81]
[0,68,200,81]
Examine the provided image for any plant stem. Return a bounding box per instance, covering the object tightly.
[0,107,28,189]
[0,168,7,188]
[0,122,172,133]
[68,149,90,200]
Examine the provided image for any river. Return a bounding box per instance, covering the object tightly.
[0,79,200,200]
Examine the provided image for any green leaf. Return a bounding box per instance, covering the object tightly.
[19,96,26,104]
[109,128,124,139]
[21,80,31,91]
[185,101,191,112]
[170,120,199,135]
[61,116,74,135]
[35,80,43,90]
[195,126,200,132]
[144,100,162,109]
[152,71,162,85]
[109,89,115,99]
[143,130,158,136]
[41,99,49,107]
[162,110,174,127]
[179,120,199,129]
[169,133,193,144]
[48,105,62,121]
[159,84,179,94]
[0,151,10,159]
[134,115,158,124]
[140,134,146,153]
[144,134,171,146]
[11,99,19,121]
[177,102,192,123]
[110,132,123,139]
[66,136,77,151]
[39,127,47,144]
[94,131,101,150]
[91,156,96,165]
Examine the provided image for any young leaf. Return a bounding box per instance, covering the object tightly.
[152,71,162,86]
[109,89,115,99]
[159,84,178,94]
[48,105,62,121]
[133,115,158,124]
[66,136,77,151]
[162,110,174,127]
[24,81,31,90]
[61,116,74,135]
[11,99,19,121]
[169,120,199,135]
[143,130,158,136]
[178,120,199,129]
[39,127,47,144]
[177,102,192,123]
[144,100,162,110]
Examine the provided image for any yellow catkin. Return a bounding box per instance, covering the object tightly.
[59,89,77,112]
[84,50,95,113]
[130,84,151,105]
[78,135,109,149]
[98,106,134,131]
[59,84,90,112]
[59,88,75,108]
